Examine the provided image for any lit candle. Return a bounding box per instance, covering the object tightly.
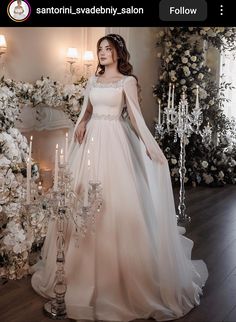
[26,136,33,205]
[26,157,31,204]
[28,135,33,178]
[53,144,59,191]
[65,132,68,163]
[158,99,161,124]
[59,148,64,166]
[29,135,33,159]
[38,181,43,195]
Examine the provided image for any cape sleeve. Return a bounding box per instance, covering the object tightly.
[123,76,167,164]
[67,75,94,157]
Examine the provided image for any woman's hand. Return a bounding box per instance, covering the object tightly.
[74,122,86,144]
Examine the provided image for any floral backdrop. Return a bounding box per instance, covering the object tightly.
[154,27,236,187]
[0,75,87,279]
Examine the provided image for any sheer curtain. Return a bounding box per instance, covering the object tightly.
[220,49,236,119]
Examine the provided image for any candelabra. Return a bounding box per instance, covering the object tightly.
[155,87,212,226]
[43,163,103,319]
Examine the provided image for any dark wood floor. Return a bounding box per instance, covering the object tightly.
[0,185,236,322]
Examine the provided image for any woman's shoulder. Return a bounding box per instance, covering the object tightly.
[123,75,138,87]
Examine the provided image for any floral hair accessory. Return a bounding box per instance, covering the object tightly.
[107,34,124,48]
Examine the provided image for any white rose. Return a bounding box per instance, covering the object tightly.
[198,73,204,80]
[171,158,177,165]
[191,56,197,62]
[201,161,208,168]
[181,57,188,64]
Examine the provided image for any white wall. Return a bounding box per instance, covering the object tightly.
[106,27,159,130]
[128,27,159,130]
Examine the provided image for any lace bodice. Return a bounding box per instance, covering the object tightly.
[89,76,127,120]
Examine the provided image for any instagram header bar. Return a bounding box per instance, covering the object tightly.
[0,0,232,26]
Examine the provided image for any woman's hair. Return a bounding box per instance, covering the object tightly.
[95,33,141,102]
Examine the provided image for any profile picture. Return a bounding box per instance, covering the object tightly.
[7,0,31,22]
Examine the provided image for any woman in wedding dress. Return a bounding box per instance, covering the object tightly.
[31,34,208,321]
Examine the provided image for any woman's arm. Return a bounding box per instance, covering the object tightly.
[74,99,93,144]
[78,99,93,126]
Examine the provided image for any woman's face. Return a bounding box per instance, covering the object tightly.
[17,0,21,5]
[98,39,118,66]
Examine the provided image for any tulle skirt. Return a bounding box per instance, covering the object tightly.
[31,117,208,321]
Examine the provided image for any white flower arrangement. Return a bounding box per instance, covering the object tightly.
[0,74,87,279]
[154,27,236,187]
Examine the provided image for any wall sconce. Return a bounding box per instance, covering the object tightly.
[83,50,94,77]
[0,35,7,56]
[66,47,79,75]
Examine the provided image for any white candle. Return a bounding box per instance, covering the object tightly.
[171,84,175,109]
[171,85,175,121]
[158,99,161,124]
[53,144,59,191]
[29,135,33,158]
[26,157,31,204]
[195,85,199,109]
[59,148,64,166]
[65,132,68,163]
[167,83,171,109]
[38,181,43,195]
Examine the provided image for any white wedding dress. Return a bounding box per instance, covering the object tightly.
[31,75,208,321]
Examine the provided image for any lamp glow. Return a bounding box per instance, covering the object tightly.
[0,35,7,56]
[66,48,79,61]
[83,51,94,62]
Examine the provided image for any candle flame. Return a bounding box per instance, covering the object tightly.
[66,132,68,138]
[30,136,33,141]
[56,144,59,149]
[60,149,63,154]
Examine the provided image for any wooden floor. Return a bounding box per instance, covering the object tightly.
[0,185,236,322]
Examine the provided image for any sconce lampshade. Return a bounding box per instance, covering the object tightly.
[66,47,79,61]
[83,51,94,61]
[0,35,7,54]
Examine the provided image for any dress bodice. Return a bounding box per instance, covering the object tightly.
[89,76,127,120]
